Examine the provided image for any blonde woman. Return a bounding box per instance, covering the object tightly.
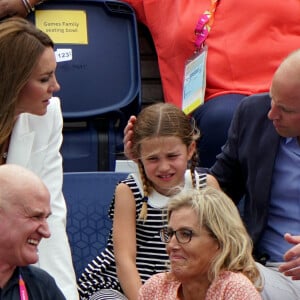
[139,187,262,300]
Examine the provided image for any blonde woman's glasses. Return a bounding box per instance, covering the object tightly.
[160,227,195,244]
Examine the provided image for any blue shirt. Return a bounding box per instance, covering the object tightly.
[258,137,300,262]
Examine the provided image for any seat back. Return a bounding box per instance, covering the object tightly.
[63,171,128,278]
[29,0,141,171]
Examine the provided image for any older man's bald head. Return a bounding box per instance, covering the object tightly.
[0,164,50,210]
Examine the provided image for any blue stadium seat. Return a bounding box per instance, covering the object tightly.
[63,171,128,278]
[29,0,141,171]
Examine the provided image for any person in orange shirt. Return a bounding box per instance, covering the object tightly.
[121,0,300,167]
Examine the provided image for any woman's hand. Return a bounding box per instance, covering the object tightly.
[123,115,137,161]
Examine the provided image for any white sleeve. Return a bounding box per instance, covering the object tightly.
[33,98,79,300]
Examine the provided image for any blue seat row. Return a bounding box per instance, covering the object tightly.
[63,171,128,278]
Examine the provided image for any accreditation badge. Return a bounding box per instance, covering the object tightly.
[182,45,207,115]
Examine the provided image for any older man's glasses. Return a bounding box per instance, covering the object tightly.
[160,227,195,244]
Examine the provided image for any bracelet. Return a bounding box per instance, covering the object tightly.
[21,0,31,13]
[25,0,35,12]
[21,0,35,13]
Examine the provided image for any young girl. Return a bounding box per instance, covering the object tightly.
[78,103,219,300]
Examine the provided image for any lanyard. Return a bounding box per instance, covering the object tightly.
[19,273,29,300]
[195,0,220,51]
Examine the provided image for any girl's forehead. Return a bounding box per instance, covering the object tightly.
[141,136,184,148]
[142,135,182,144]
[140,136,187,156]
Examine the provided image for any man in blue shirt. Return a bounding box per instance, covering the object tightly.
[210,49,300,299]
[0,164,66,299]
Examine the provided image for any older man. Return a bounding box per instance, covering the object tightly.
[0,164,65,299]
